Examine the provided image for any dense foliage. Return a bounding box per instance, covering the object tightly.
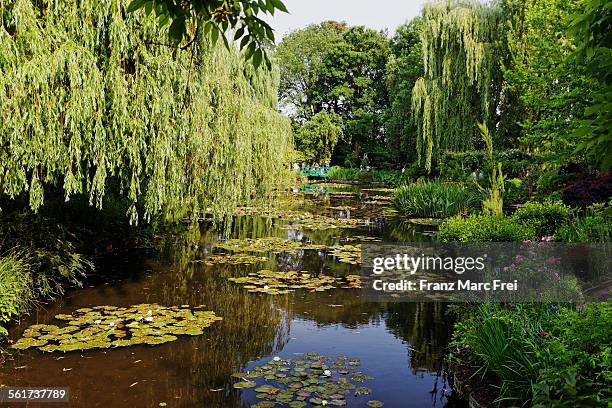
[452,302,612,406]
[0,0,292,224]
[392,181,481,218]
[126,0,288,69]
[275,22,391,166]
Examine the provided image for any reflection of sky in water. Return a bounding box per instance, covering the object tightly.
[242,319,453,408]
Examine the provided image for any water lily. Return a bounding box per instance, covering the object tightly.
[94,319,102,324]
[321,400,328,406]
[273,356,281,361]
[323,369,332,377]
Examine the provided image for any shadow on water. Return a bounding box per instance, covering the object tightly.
[0,185,467,408]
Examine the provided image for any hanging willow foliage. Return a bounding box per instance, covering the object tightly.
[412,0,501,171]
[0,0,293,223]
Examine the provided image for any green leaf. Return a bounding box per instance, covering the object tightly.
[253,49,263,69]
[126,0,147,13]
[234,27,245,40]
[168,18,186,41]
[271,0,288,13]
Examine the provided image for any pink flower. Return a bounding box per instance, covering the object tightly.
[541,236,553,242]
[539,330,549,338]
[523,240,533,245]
[528,250,537,257]
[515,255,525,261]
[548,256,561,265]
[538,242,547,248]
[554,272,560,279]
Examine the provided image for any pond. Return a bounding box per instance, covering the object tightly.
[1,184,466,408]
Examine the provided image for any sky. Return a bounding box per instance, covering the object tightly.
[264,0,429,39]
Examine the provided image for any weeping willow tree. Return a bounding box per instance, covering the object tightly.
[412,0,502,172]
[0,0,293,224]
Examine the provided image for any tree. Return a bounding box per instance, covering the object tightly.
[275,23,390,166]
[0,0,292,223]
[294,111,343,163]
[274,22,346,121]
[385,18,424,165]
[503,0,597,166]
[127,0,289,69]
[412,1,503,172]
[569,0,612,170]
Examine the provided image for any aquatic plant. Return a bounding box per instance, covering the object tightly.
[192,253,268,266]
[392,181,481,218]
[216,238,326,253]
[228,270,361,295]
[11,304,222,352]
[231,353,383,406]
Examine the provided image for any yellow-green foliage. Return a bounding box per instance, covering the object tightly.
[412,1,500,171]
[0,0,293,223]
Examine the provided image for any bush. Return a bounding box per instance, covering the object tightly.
[0,253,33,336]
[326,166,410,187]
[438,151,486,181]
[438,214,536,242]
[555,213,612,243]
[439,201,575,243]
[504,178,530,206]
[392,181,481,218]
[513,200,572,238]
[452,303,612,406]
[562,171,612,208]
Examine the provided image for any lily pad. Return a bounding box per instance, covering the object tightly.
[11,304,222,353]
[368,400,384,407]
[233,381,256,389]
[228,270,361,295]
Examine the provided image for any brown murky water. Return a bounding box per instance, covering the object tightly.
[1,184,465,408]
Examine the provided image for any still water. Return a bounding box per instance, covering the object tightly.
[1,184,465,408]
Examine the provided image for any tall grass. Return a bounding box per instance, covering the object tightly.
[455,304,541,403]
[392,181,481,218]
[0,253,33,336]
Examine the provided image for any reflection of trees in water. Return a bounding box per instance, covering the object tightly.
[141,256,290,407]
[385,303,452,373]
[384,218,437,243]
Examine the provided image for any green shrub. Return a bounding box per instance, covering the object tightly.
[326,166,410,187]
[0,253,33,336]
[452,303,612,406]
[513,200,572,238]
[555,213,612,243]
[438,151,486,181]
[438,214,536,242]
[392,181,481,218]
[505,178,530,206]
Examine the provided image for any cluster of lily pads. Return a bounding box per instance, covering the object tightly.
[328,245,361,265]
[192,253,268,266]
[237,205,367,230]
[214,238,362,266]
[228,270,361,295]
[232,353,383,407]
[11,304,222,352]
[216,237,326,253]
